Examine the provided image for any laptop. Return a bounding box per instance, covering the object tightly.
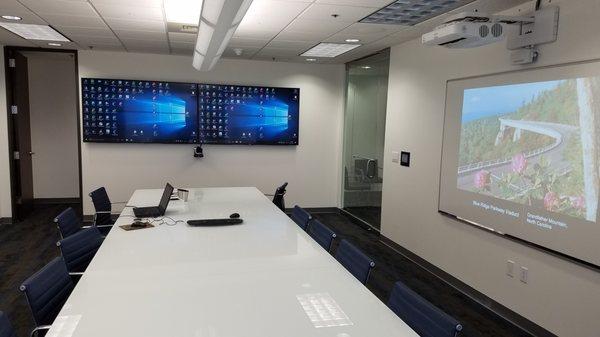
[133,183,174,218]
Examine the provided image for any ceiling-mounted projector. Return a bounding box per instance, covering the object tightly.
[421,7,559,64]
[422,14,505,48]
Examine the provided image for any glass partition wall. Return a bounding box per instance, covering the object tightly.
[342,50,390,230]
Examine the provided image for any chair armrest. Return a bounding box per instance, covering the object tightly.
[83,224,113,228]
[111,201,127,205]
[31,325,51,337]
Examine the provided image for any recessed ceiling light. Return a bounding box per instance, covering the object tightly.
[306,58,317,62]
[345,38,360,43]
[0,23,69,41]
[361,0,477,26]
[301,43,361,58]
[361,66,371,69]
[48,42,62,47]
[165,0,203,25]
[1,15,22,21]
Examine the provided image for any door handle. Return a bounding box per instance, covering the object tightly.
[28,151,35,155]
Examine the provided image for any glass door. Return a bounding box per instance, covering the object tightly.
[342,50,390,230]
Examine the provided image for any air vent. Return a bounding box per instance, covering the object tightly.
[479,25,489,38]
[361,0,477,26]
[491,23,503,37]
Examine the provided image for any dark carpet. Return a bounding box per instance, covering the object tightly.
[312,211,534,337]
[1,204,535,337]
[343,206,382,229]
[0,203,79,337]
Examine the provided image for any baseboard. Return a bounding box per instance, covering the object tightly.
[33,198,80,205]
[0,217,13,225]
[379,235,556,337]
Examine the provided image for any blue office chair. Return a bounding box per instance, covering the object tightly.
[334,239,375,285]
[388,281,463,337]
[0,311,16,337]
[54,207,111,239]
[20,257,74,337]
[89,186,125,227]
[54,207,83,239]
[291,205,312,231]
[57,226,103,274]
[307,219,336,252]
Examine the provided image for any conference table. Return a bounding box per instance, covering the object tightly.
[46,187,418,337]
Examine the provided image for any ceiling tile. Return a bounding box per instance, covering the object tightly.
[169,41,194,50]
[69,35,121,46]
[41,14,107,28]
[121,38,168,49]
[324,22,404,43]
[93,4,164,21]
[315,0,394,7]
[0,0,33,12]
[285,18,351,33]
[274,30,329,42]
[238,0,310,32]
[127,45,170,54]
[113,30,167,41]
[168,32,196,43]
[0,11,46,25]
[233,28,279,41]
[255,47,302,58]
[223,47,260,58]
[19,0,98,16]
[299,4,378,22]
[54,26,115,39]
[89,0,163,6]
[266,39,315,50]
[228,37,269,48]
[104,18,166,32]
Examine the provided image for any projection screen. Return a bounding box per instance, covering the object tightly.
[440,59,600,267]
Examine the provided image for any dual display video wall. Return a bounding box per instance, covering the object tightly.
[81,78,300,145]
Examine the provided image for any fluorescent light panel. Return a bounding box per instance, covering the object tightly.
[301,43,360,58]
[165,0,203,25]
[0,23,69,41]
[361,0,477,26]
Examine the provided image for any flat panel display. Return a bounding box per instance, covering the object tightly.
[198,84,299,145]
[440,60,600,266]
[81,78,198,144]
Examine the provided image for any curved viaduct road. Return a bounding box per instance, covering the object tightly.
[458,119,579,193]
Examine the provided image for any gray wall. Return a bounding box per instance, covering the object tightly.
[382,1,600,336]
[26,52,79,199]
[79,51,345,215]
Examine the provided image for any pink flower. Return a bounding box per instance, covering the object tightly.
[571,195,585,210]
[474,170,491,189]
[511,153,527,174]
[543,191,559,211]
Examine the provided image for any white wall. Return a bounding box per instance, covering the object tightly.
[26,52,79,199]
[382,1,600,336]
[79,51,345,215]
[0,46,11,219]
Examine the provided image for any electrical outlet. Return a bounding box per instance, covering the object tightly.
[520,266,528,283]
[391,151,400,163]
[506,260,515,277]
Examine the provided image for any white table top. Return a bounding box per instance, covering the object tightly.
[47,187,418,337]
